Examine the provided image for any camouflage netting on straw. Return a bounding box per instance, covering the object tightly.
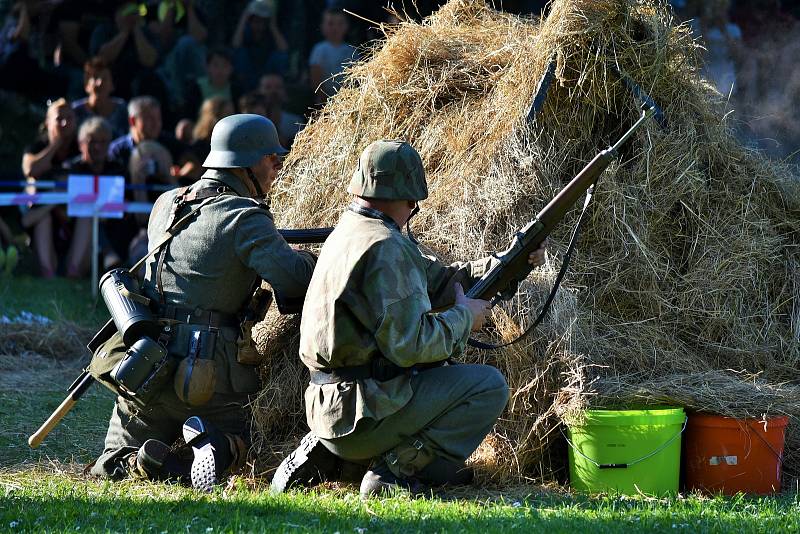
[249,0,800,483]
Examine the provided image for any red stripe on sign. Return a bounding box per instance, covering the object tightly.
[72,194,97,203]
[100,203,126,212]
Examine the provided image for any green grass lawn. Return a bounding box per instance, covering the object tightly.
[0,276,107,328]
[2,277,799,532]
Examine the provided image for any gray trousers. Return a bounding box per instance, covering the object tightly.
[320,364,509,476]
[90,386,251,479]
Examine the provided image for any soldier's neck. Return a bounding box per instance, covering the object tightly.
[355,197,411,229]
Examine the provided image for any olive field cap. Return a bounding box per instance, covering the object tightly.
[348,140,429,201]
[203,114,287,169]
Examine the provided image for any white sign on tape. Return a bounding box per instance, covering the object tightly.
[67,174,126,219]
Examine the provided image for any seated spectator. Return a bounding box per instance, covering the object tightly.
[22,98,79,181]
[183,47,243,119]
[65,116,125,177]
[127,140,176,266]
[89,2,160,101]
[237,91,268,116]
[309,8,358,104]
[182,96,234,180]
[108,96,187,170]
[72,58,129,139]
[232,0,289,91]
[258,73,305,147]
[64,117,131,270]
[20,99,86,278]
[174,118,195,146]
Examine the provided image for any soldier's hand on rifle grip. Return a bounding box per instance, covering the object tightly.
[528,241,547,269]
[454,283,490,332]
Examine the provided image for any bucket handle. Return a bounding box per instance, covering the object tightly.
[562,417,688,469]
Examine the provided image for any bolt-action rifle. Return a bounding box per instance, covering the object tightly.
[27,228,333,449]
[467,104,656,348]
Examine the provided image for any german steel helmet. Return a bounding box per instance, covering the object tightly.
[347,140,429,200]
[203,114,287,169]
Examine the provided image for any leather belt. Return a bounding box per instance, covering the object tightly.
[309,358,449,385]
[155,304,239,328]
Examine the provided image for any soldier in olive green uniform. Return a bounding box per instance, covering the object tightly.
[91,115,316,491]
[272,140,546,497]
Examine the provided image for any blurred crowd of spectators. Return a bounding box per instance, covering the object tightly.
[0,0,796,279]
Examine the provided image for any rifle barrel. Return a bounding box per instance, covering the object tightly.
[278,227,334,244]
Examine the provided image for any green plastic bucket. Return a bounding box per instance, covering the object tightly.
[566,407,687,495]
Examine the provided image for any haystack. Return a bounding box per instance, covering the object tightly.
[250,0,800,484]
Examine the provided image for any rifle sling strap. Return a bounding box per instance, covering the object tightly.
[468,182,597,351]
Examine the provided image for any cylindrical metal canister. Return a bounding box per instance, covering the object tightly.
[99,268,159,346]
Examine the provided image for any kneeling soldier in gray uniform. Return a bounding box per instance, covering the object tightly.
[271,140,546,498]
[90,115,316,491]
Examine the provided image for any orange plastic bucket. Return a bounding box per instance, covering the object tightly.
[684,414,788,495]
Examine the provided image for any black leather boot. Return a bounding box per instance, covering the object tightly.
[270,432,341,493]
[134,439,192,481]
[359,460,429,499]
[182,416,234,492]
[417,457,474,486]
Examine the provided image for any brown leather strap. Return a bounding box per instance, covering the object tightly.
[155,185,232,303]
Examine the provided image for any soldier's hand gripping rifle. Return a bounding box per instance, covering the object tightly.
[27,227,334,449]
[467,104,656,349]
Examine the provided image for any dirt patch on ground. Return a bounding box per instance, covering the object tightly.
[0,353,84,391]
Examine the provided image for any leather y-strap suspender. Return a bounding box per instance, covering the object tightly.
[154,185,232,303]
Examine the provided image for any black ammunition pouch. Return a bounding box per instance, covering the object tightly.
[309,358,449,385]
[86,324,177,407]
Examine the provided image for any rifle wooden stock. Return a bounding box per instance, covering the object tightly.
[467,106,655,303]
[28,372,94,448]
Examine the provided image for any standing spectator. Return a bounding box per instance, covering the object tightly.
[89,2,160,101]
[258,73,304,147]
[182,96,235,180]
[0,2,66,100]
[72,58,129,139]
[309,8,358,104]
[183,47,243,119]
[20,99,87,278]
[231,0,289,91]
[108,96,186,170]
[152,0,210,113]
[64,117,131,270]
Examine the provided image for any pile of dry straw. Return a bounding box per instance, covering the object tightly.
[251,0,800,483]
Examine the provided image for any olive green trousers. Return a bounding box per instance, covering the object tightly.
[319,364,509,477]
